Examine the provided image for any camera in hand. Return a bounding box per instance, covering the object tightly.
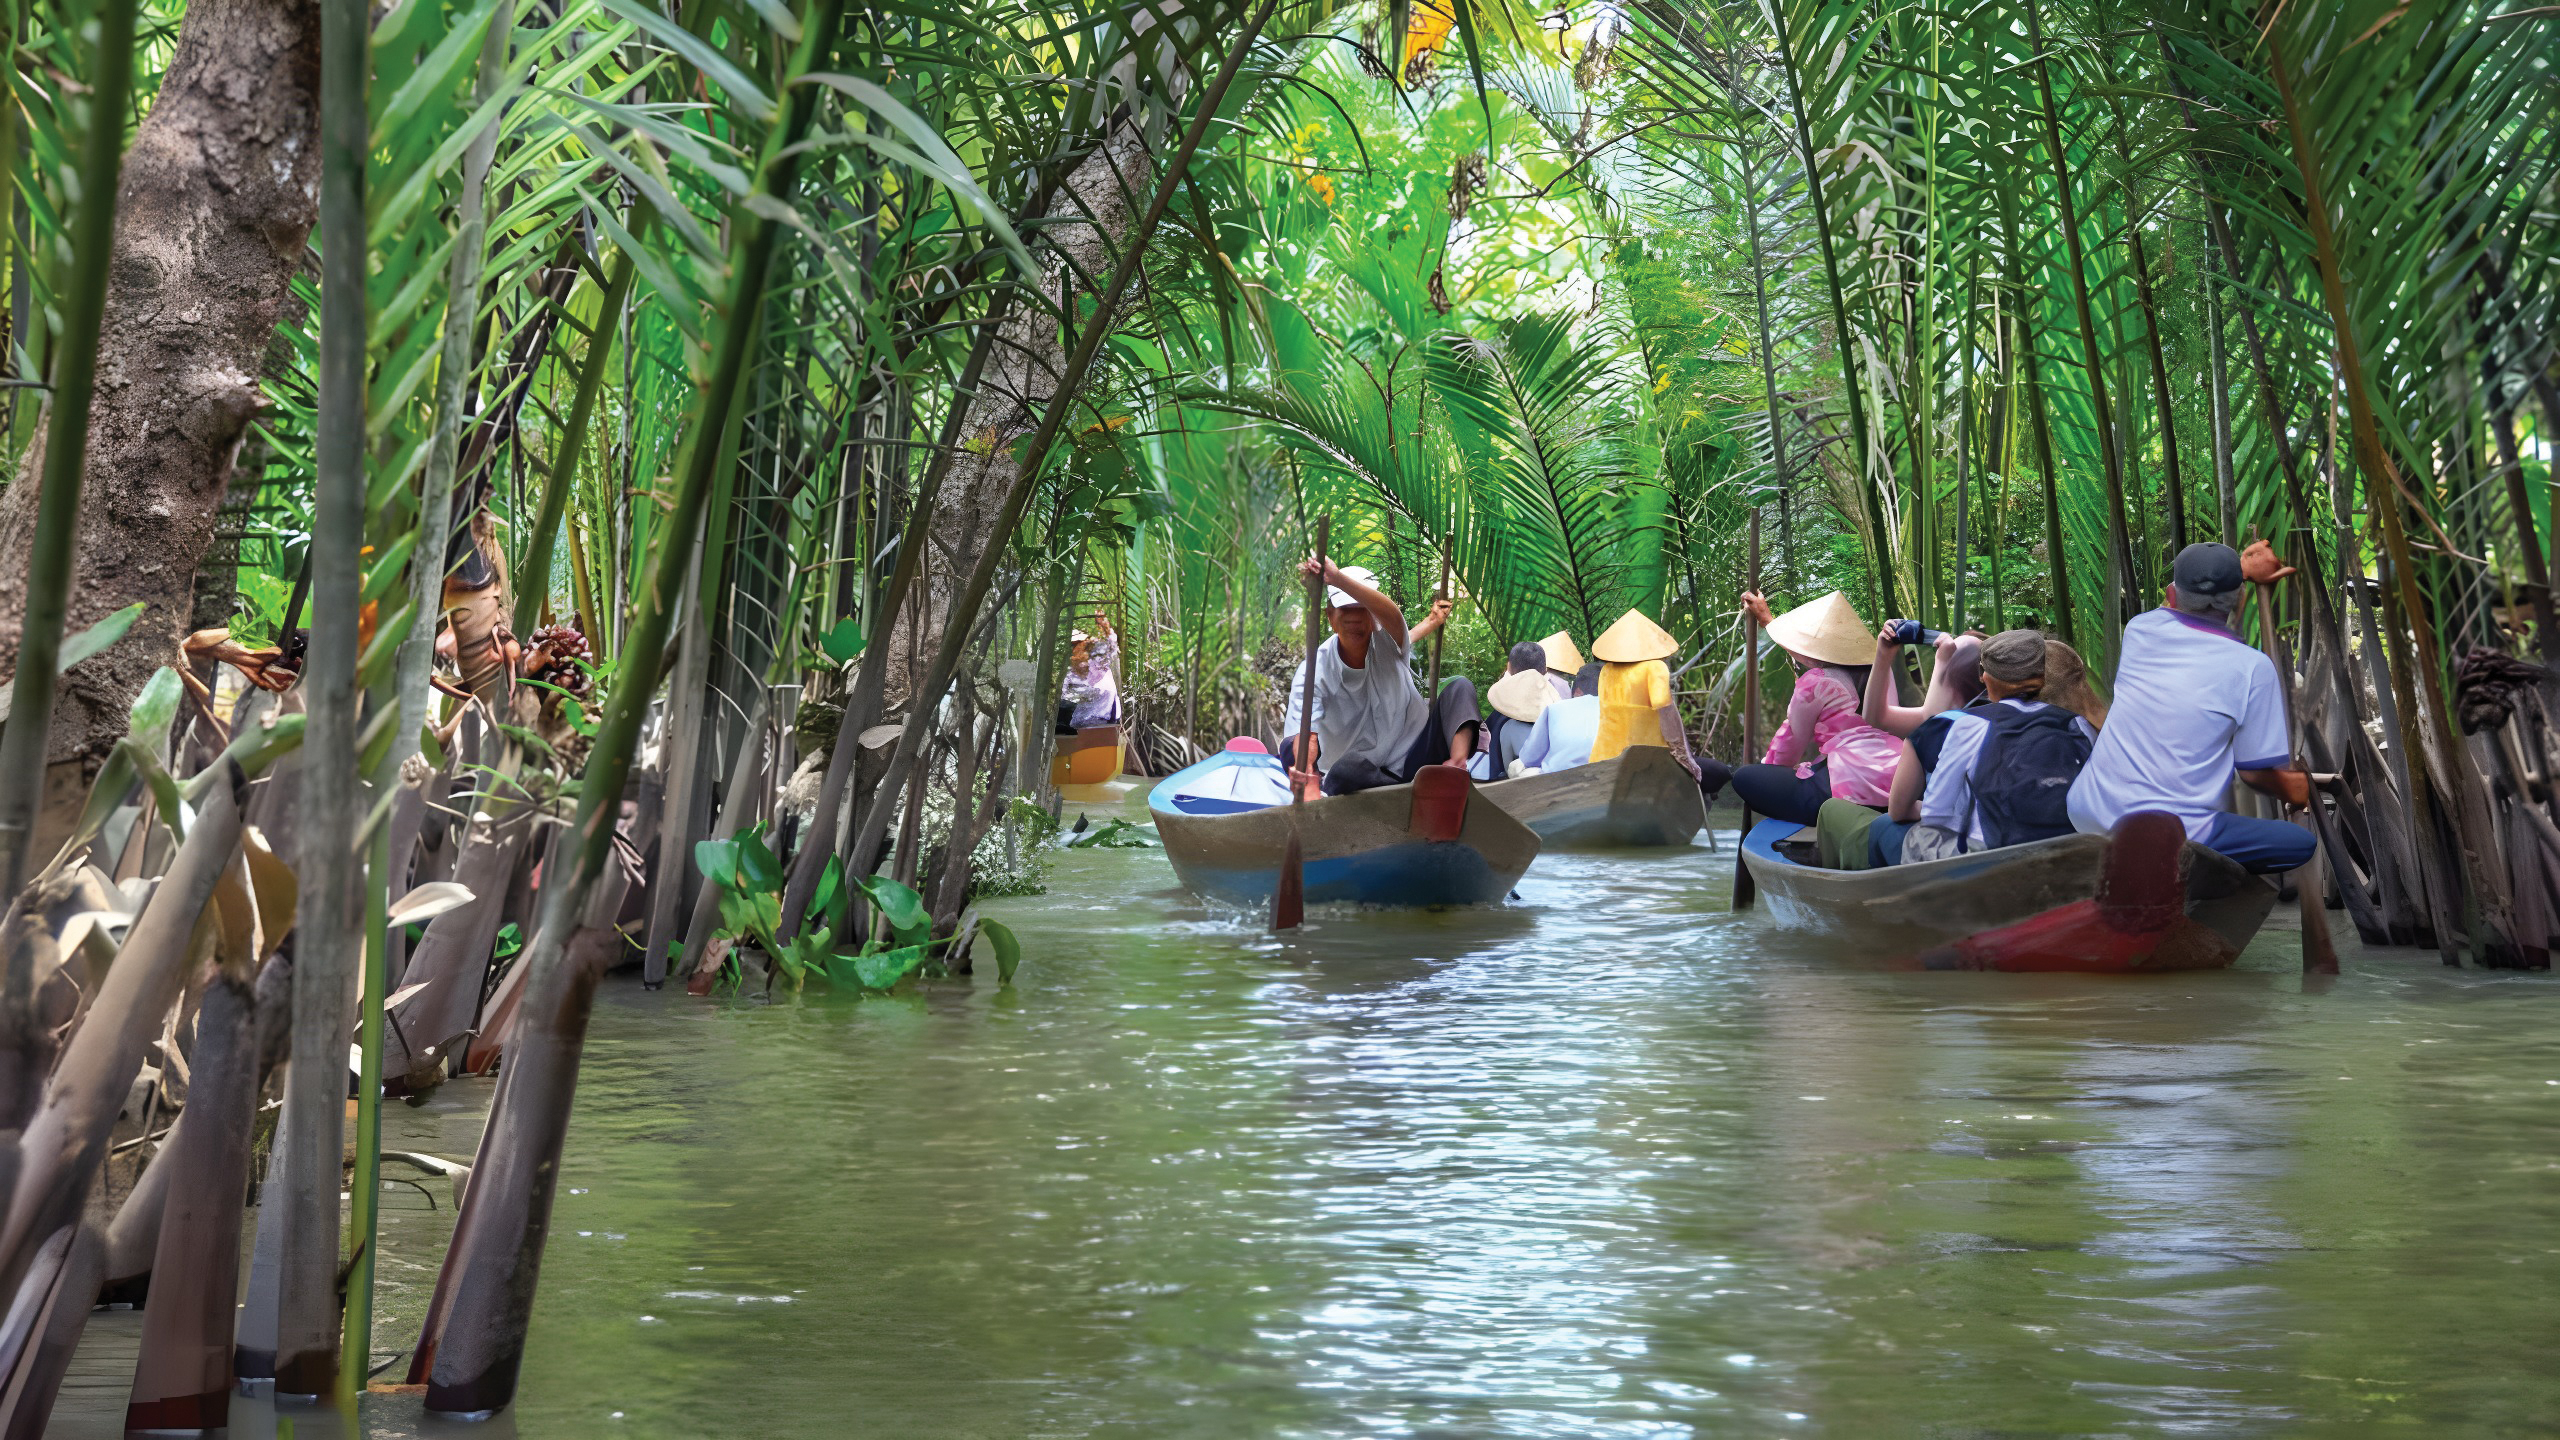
[1886,618,1944,647]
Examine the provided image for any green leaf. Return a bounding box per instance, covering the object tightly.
[695,836,742,887]
[852,873,929,943]
[127,667,183,755]
[813,854,847,939]
[981,917,1022,985]
[735,828,784,895]
[818,615,866,665]
[848,942,929,991]
[0,602,149,725]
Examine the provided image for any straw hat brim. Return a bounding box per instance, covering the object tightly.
[1488,669,1558,723]
[1535,631,1585,675]
[1591,609,1678,663]
[1763,591,1875,668]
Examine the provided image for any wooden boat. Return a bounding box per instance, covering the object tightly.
[1151,756,1539,909]
[1050,724,1122,787]
[1739,813,2278,972]
[1480,746,1706,848]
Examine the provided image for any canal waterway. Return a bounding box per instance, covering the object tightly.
[56,808,2560,1436]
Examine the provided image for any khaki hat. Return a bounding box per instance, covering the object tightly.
[1592,609,1678,663]
[1535,631,1584,675]
[1763,591,1875,668]
[1488,668,1558,723]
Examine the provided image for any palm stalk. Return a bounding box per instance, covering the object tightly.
[0,0,137,894]
[271,0,371,1394]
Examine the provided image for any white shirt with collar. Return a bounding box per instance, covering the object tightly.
[2066,606,2289,840]
[1281,626,1428,778]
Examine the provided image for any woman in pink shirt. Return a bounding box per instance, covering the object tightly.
[1697,590,1902,825]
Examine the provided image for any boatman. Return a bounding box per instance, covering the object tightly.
[2065,541,2316,872]
[1058,610,1119,734]
[1280,558,1482,800]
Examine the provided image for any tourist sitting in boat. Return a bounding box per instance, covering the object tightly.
[1889,629,2095,863]
[1479,641,1547,767]
[1058,610,1119,734]
[1535,631,1584,699]
[1279,559,1483,799]
[1701,591,1901,825]
[1863,622,1984,736]
[1512,663,1602,775]
[1589,610,1705,781]
[1873,635,2103,865]
[1486,663,1554,774]
[2066,541,2316,873]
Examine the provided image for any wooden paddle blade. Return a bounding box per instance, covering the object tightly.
[1272,828,1305,931]
[2296,842,2339,975]
[1731,807,1758,910]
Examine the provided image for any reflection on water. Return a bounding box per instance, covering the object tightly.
[70,811,2560,1436]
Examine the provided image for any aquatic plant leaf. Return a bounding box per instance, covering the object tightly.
[849,942,929,991]
[853,875,929,944]
[735,828,784,894]
[814,854,848,942]
[819,615,866,665]
[980,918,1022,985]
[695,836,742,888]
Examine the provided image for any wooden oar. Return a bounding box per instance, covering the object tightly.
[1733,512,1761,911]
[1274,516,1328,931]
[1423,550,1454,700]
[2251,564,2340,976]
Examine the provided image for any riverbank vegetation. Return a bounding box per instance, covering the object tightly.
[0,0,2544,1426]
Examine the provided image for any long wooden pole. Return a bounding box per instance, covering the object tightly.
[2253,571,2339,976]
[1423,550,1453,700]
[1734,512,1761,911]
[1275,516,1327,931]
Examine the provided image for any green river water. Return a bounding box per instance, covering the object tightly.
[56,809,2560,1437]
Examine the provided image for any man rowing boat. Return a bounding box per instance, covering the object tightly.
[2065,541,2316,872]
[1280,558,1481,801]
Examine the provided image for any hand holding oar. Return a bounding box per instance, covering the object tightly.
[1275,516,1329,932]
[1733,512,1762,912]
[2244,540,2339,976]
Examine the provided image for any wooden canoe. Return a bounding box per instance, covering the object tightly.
[1151,768,1540,909]
[1739,815,2278,971]
[1480,746,1706,848]
[1050,724,1122,787]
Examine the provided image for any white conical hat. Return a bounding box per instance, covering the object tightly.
[1535,631,1585,675]
[1592,609,1678,663]
[1763,591,1874,668]
[1488,668,1558,722]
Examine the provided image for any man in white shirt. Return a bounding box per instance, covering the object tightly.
[1280,560,1478,799]
[2066,542,2316,872]
[1514,664,1602,775]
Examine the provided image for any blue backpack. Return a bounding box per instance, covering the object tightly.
[1961,704,2090,851]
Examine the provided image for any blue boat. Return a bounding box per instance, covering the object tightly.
[1149,748,1540,909]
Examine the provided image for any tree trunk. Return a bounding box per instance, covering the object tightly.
[0,0,318,819]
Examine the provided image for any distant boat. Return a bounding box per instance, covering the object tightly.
[1739,812,2278,972]
[1150,749,1539,909]
[1050,724,1123,787]
[1481,746,1705,848]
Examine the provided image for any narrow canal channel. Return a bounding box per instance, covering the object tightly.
[59,813,2560,1437]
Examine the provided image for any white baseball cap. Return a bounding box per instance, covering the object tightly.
[1327,564,1385,609]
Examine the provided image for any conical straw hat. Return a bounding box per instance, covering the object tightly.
[1535,631,1584,675]
[1592,609,1678,663]
[1763,591,1874,668]
[1488,668,1558,723]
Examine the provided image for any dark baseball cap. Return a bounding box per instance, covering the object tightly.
[2171,542,2244,598]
